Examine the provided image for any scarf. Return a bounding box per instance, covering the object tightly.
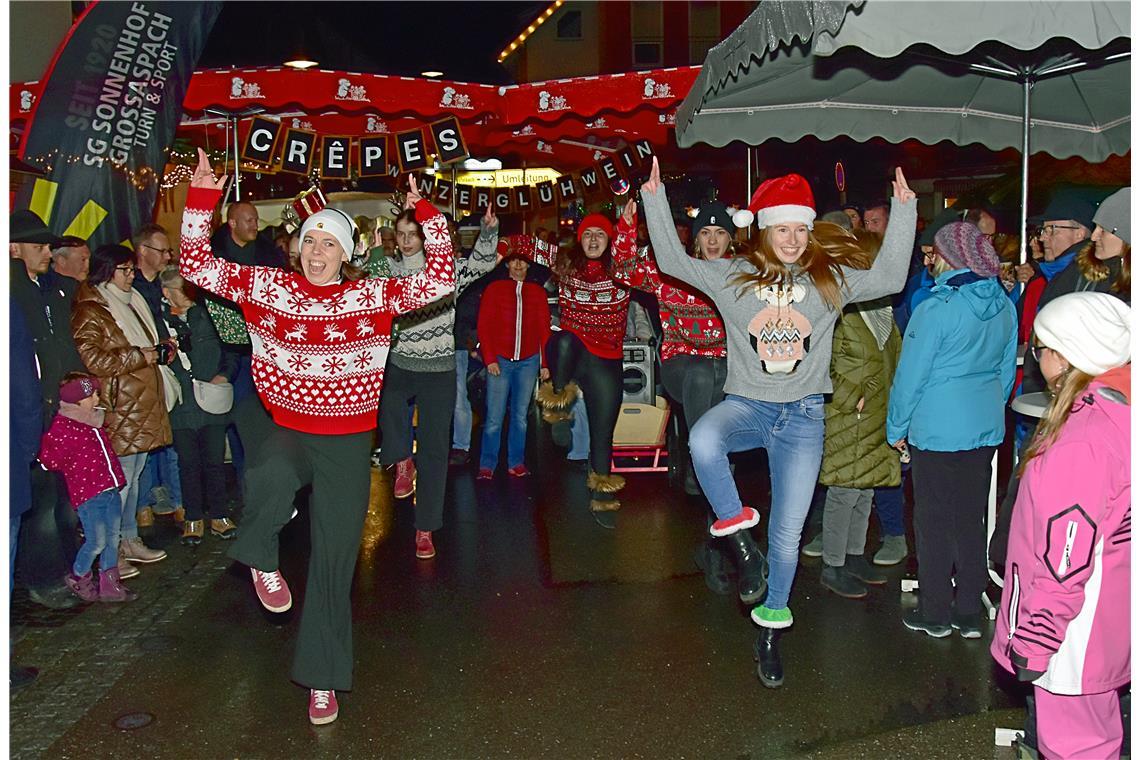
[857,304,895,351]
[57,400,106,430]
[96,282,181,410]
[1038,249,1077,281]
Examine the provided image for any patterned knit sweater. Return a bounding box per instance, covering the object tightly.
[386,225,499,373]
[179,186,456,435]
[611,212,727,362]
[500,234,629,360]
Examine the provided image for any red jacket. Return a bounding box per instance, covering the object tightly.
[38,413,125,507]
[478,278,551,366]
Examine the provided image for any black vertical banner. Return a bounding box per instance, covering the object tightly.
[17,1,224,247]
[280,128,318,175]
[320,136,352,180]
[454,184,473,213]
[241,116,281,166]
[535,181,556,209]
[357,135,388,178]
[473,187,492,212]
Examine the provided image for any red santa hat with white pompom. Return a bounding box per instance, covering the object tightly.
[732,173,817,230]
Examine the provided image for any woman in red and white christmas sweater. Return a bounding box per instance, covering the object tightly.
[612,198,747,595]
[501,213,631,512]
[179,150,454,726]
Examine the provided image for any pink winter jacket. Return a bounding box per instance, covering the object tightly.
[990,367,1131,696]
[38,412,126,507]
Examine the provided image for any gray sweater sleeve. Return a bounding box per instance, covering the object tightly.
[457,223,500,295]
[642,185,727,296]
[839,197,918,305]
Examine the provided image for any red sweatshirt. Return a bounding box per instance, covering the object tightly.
[499,234,629,359]
[611,212,727,362]
[180,187,455,435]
[38,414,125,507]
[478,278,551,366]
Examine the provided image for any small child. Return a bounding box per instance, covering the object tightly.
[38,373,136,603]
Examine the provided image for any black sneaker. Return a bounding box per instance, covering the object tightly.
[447,449,470,467]
[951,611,984,639]
[902,608,952,638]
[820,564,868,599]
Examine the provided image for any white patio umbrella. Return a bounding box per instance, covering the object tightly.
[676,0,1131,262]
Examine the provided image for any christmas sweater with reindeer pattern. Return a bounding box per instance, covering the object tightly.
[179,187,455,435]
[500,234,629,360]
[611,212,727,363]
[643,186,916,403]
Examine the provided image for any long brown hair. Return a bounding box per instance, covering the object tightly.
[729,221,876,309]
[1017,364,1096,476]
[1076,239,1130,296]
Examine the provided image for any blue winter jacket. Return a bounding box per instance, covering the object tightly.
[886,268,1017,451]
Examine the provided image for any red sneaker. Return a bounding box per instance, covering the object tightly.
[308,689,338,725]
[476,468,493,480]
[415,530,436,560]
[250,567,292,613]
[394,457,417,499]
[709,506,760,537]
[507,464,530,478]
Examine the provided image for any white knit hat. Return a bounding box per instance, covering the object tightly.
[299,208,358,260]
[1034,292,1131,376]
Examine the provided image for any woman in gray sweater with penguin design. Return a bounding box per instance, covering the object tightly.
[641,158,916,688]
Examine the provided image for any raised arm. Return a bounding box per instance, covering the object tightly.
[842,167,918,304]
[381,175,456,314]
[457,204,500,294]
[610,199,662,294]
[180,149,254,305]
[640,158,723,296]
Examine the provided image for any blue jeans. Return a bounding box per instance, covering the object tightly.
[480,354,541,471]
[568,393,589,460]
[138,444,183,510]
[117,452,149,540]
[874,484,906,538]
[453,349,472,451]
[689,394,825,610]
[73,489,122,575]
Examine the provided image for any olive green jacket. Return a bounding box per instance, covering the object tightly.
[818,301,902,489]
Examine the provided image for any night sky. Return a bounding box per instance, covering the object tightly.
[197,1,549,84]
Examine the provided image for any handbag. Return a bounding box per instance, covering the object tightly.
[192,378,234,415]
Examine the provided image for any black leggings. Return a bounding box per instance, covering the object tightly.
[548,331,622,477]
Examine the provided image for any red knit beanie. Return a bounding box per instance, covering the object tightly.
[577,213,614,242]
[60,375,100,404]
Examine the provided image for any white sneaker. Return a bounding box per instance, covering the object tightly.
[801,533,823,558]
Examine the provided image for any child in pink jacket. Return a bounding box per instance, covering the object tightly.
[38,373,132,603]
[991,292,1130,759]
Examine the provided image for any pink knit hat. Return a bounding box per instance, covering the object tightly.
[60,375,100,404]
[933,221,1000,277]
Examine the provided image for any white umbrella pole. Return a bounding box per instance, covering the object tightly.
[1019,77,1030,266]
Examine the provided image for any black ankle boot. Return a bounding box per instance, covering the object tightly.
[753,628,783,688]
[726,530,767,604]
[693,541,732,595]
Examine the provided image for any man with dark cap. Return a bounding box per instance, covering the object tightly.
[9,209,86,609]
[1020,192,1097,395]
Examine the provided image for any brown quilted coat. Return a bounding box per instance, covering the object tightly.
[71,283,172,456]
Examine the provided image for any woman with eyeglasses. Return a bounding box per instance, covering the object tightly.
[991,291,1130,760]
[71,245,178,589]
[887,221,1017,640]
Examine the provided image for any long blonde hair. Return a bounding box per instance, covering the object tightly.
[1017,364,1096,476]
[729,221,876,310]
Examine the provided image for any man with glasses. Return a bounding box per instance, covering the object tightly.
[130,223,184,529]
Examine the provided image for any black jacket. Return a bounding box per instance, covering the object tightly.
[9,259,85,424]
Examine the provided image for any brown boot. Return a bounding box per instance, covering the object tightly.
[536,381,578,424]
[98,568,138,603]
[586,471,625,512]
[136,506,155,529]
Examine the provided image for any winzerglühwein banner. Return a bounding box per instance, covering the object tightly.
[17,1,223,247]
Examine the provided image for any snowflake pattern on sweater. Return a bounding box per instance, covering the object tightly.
[500,234,629,359]
[611,213,727,362]
[179,187,455,435]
